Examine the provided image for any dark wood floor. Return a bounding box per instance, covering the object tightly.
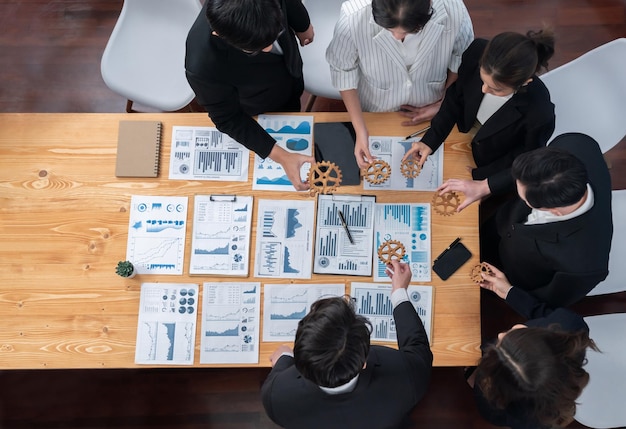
[1,1,625,428]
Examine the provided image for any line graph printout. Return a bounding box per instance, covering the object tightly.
[363,136,443,191]
[135,282,199,365]
[126,195,188,275]
[313,194,376,276]
[169,126,250,182]
[252,115,314,191]
[189,195,253,276]
[262,283,345,342]
[200,282,260,364]
[351,282,433,343]
[373,203,431,282]
[254,199,315,279]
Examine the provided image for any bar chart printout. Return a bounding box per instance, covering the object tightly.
[373,203,431,282]
[200,282,261,364]
[314,195,376,276]
[189,195,253,276]
[126,195,188,275]
[135,283,199,365]
[262,283,345,342]
[351,282,433,343]
[168,126,250,181]
[254,199,315,279]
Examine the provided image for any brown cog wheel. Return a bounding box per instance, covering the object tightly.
[400,157,421,179]
[308,161,342,196]
[470,262,493,283]
[361,159,391,184]
[432,191,461,216]
[377,240,406,264]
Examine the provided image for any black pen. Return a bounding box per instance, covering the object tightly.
[404,125,431,140]
[338,210,355,245]
[433,237,461,263]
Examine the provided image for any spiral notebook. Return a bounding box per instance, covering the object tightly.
[115,120,162,177]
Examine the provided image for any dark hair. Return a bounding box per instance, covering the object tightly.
[477,327,597,428]
[205,0,283,52]
[512,145,588,208]
[481,29,555,90]
[372,0,433,33]
[294,296,372,388]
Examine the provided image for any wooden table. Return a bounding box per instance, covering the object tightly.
[0,112,481,369]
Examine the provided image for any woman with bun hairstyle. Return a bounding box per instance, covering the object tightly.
[403,29,556,212]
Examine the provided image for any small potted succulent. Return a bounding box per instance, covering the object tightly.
[115,260,136,278]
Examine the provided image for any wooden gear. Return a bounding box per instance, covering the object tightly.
[400,157,421,178]
[308,161,342,196]
[361,159,391,184]
[432,191,461,216]
[377,239,406,264]
[470,262,493,283]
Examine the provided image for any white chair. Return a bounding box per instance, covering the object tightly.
[574,312,626,428]
[588,189,626,296]
[301,0,343,111]
[540,38,626,153]
[100,0,202,112]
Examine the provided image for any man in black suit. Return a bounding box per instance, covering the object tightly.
[261,260,433,429]
[185,0,315,190]
[483,132,613,307]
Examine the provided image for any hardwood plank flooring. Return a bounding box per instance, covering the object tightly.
[0,1,625,428]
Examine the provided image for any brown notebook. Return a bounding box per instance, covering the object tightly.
[115,120,162,177]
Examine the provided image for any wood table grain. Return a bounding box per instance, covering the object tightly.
[0,112,481,369]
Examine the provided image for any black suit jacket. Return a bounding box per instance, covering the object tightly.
[495,133,613,307]
[185,0,309,158]
[474,287,588,429]
[261,301,433,429]
[421,38,555,194]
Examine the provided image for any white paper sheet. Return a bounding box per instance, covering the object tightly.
[189,195,253,276]
[363,136,443,191]
[126,195,188,275]
[169,126,250,181]
[200,282,260,364]
[252,115,314,191]
[254,199,315,279]
[135,282,199,365]
[373,203,432,282]
[262,283,346,342]
[350,282,433,343]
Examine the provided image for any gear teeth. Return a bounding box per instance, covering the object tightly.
[432,191,461,216]
[400,158,421,178]
[308,161,342,196]
[470,262,493,283]
[377,239,406,264]
[361,160,391,184]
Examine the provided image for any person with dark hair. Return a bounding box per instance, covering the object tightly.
[261,260,433,429]
[185,0,315,191]
[482,132,613,307]
[470,262,597,429]
[403,29,555,211]
[326,0,473,168]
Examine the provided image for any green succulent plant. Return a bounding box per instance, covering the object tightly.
[115,260,135,277]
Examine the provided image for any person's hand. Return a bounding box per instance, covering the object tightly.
[269,344,293,367]
[295,24,314,46]
[435,178,490,212]
[354,131,374,169]
[401,141,432,169]
[479,262,513,300]
[268,145,315,191]
[386,260,412,292]
[398,101,442,126]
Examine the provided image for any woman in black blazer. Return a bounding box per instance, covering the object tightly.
[468,262,596,429]
[403,30,556,212]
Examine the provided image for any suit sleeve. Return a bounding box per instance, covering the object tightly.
[284,0,311,32]
[261,355,295,423]
[393,301,433,398]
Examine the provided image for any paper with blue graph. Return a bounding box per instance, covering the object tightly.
[168,126,250,182]
[252,114,314,191]
[189,195,252,276]
[363,136,443,191]
[200,282,261,364]
[135,282,199,365]
[126,195,188,275]
[313,194,376,276]
[373,203,432,282]
[254,199,315,279]
[351,282,433,343]
[262,283,345,342]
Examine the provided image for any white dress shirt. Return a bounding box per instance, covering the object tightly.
[326,0,474,112]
